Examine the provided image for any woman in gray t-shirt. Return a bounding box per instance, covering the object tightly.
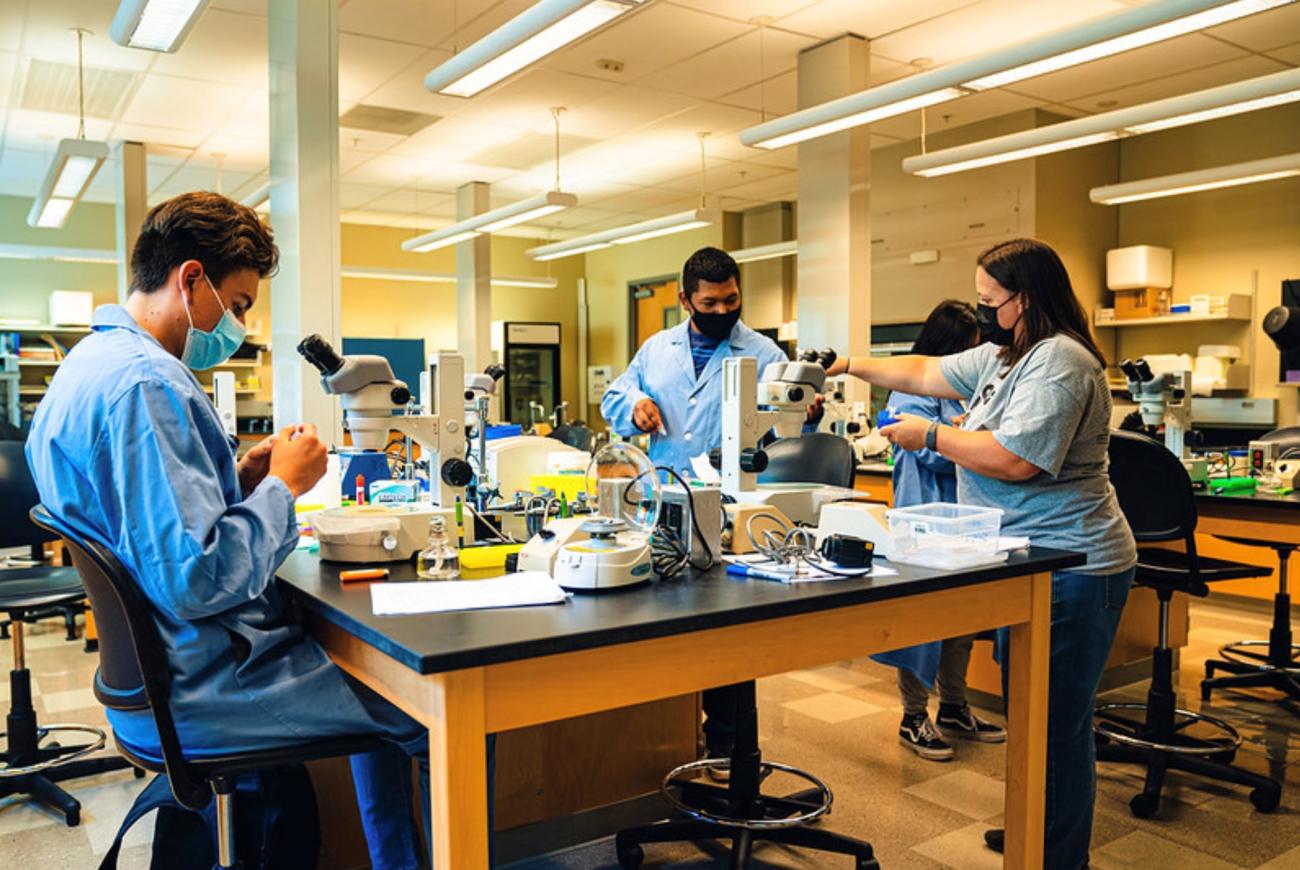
[828,238,1136,870]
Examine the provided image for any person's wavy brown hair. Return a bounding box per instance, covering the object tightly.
[129,191,278,293]
[978,238,1106,369]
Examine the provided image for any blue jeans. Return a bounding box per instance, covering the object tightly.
[1000,567,1133,870]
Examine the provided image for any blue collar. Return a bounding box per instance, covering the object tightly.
[92,304,166,351]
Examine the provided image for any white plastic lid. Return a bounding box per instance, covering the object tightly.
[1197,345,1241,359]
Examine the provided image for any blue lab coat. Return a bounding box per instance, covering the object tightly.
[25,306,417,758]
[871,390,966,687]
[601,320,787,478]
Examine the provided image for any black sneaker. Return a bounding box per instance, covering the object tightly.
[984,828,1004,853]
[899,713,955,761]
[937,704,1007,743]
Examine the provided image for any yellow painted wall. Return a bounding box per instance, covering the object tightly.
[0,196,119,319]
[1112,103,1300,405]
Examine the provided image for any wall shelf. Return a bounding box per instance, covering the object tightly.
[1094,293,1252,328]
[18,360,61,367]
[0,324,92,334]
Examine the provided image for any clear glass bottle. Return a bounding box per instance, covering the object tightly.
[416,516,460,580]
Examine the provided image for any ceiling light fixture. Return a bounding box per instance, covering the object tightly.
[526,208,720,261]
[739,0,1295,150]
[241,182,269,211]
[728,240,798,264]
[0,244,119,263]
[340,266,558,288]
[28,29,109,229]
[1090,151,1300,204]
[110,0,210,53]
[902,67,1300,177]
[425,0,645,98]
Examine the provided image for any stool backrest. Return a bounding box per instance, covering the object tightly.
[1107,429,1198,544]
[29,505,212,809]
[0,441,56,551]
[759,432,856,489]
[549,423,595,453]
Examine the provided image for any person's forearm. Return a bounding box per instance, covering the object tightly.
[831,354,961,400]
[933,426,1039,481]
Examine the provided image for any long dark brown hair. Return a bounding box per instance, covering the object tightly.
[912,300,979,357]
[978,238,1106,369]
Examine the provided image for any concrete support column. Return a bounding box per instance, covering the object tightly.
[457,181,491,374]
[268,0,342,440]
[796,35,871,358]
[114,140,146,301]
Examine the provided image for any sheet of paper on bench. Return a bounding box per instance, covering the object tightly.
[371,572,568,616]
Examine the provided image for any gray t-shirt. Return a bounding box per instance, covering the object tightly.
[940,336,1136,575]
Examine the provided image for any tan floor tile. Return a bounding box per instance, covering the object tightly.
[785,664,880,692]
[780,692,884,725]
[1256,843,1300,869]
[39,687,98,714]
[1091,830,1244,870]
[903,769,1006,821]
[911,820,1005,870]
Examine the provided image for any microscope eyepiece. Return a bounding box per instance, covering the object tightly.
[483,363,506,382]
[1119,358,1139,381]
[1134,359,1154,382]
[297,334,344,375]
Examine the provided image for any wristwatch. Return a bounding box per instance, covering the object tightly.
[925,421,940,452]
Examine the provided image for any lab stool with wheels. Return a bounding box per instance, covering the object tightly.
[1201,539,1300,716]
[31,506,386,869]
[614,680,877,869]
[1094,430,1282,818]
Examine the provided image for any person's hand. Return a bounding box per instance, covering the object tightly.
[236,434,277,497]
[268,423,328,498]
[632,398,664,434]
[805,394,825,424]
[880,413,932,452]
[951,412,967,428]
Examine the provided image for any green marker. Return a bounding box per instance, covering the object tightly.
[454,496,465,548]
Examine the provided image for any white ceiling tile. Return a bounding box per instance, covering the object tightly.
[637,27,817,101]
[435,0,546,53]
[451,68,621,127]
[121,76,248,132]
[664,0,822,26]
[19,2,154,72]
[1006,33,1249,104]
[558,86,700,139]
[627,103,764,158]
[1265,42,1300,65]
[471,131,597,170]
[1205,3,1300,53]
[3,107,111,150]
[0,147,50,185]
[659,159,792,195]
[0,3,24,53]
[340,148,378,175]
[147,8,268,89]
[346,152,513,189]
[716,70,799,117]
[339,182,392,209]
[361,48,467,116]
[339,33,428,103]
[211,0,268,15]
[543,3,750,83]
[385,117,529,162]
[192,132,268,171]
[338,125,407,153]
[337,0,457,48]
[866,88,1043,140]
[109,122,208,151]
[148,164,236,199]
[350,187,448,215]
[1061,54,1290,115]
[0,51,18,109]
[584,183,700,214]
[714,173,800,201]
[775,0,983,42]
[870,0,1127,70]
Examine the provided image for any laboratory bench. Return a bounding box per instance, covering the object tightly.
[1192,486,1300,603]
[277,546,1082,869]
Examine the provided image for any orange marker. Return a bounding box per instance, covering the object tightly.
[355,474,366,505]
[339,568,388,583]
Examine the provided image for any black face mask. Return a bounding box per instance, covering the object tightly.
[689,306,741,341]
[976,297,1018,347]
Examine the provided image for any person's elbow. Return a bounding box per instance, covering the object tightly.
[995,453,1041,481]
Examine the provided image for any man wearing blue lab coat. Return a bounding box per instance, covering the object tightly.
[26,192,440,870]
[601,247,789,482]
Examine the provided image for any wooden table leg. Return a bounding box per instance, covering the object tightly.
[1004,572,1051,870]
[427,668,490,869]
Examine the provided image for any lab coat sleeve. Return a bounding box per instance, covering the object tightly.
[888,391,955,475]
[90,379,299,621]
[600,345,653,438]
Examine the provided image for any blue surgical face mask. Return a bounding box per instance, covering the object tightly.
[180,274,246,370]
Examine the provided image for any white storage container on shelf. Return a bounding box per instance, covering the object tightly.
[887,502,1005,570]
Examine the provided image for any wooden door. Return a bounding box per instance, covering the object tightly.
[634,279,681,350]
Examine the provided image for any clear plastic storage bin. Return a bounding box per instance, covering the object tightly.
[888,503,1004,568]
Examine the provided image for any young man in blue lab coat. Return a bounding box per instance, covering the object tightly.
[26,192,441,870]
[601,246,794,765]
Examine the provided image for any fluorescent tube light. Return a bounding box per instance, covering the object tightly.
[963,0,1293,90]
[110,0,210,53]
[340,266,558,288]
[425,0,643,98]
[27,138,109,229]
[902,67,1300,177]
[241,182,269,210]
[0,244,119,263]
[402,191,579,253]
[728,240,798,264]
[1090,152,1300,204]
[739,0,1297,150]
[526,208,720,262]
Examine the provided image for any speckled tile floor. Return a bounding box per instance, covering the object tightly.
[2,596,1297,869]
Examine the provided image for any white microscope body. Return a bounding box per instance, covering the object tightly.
[1122,357,1192,458]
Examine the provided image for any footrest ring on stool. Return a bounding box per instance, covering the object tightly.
[1095,703,1242,755]
[661,758,832,830]
[0,724,108,777]
[1216,640,1300,673]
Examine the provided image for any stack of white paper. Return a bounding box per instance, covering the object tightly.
[370,572,568,616]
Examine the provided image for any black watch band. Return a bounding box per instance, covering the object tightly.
[925,421,940,452]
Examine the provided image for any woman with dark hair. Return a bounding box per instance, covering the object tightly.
[876,300,1008,762]
[828,238,1136,869]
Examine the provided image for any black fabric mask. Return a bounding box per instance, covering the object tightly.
[690,306,741,341]
[977,298,1018,347]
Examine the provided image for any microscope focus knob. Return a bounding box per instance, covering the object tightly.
[846,421,862,435]
[390,385,411,406]
[441,458,474,488]
[740,448,768,474]
[787,386,804,403]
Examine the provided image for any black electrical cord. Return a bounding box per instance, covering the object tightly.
[616,467,716,578]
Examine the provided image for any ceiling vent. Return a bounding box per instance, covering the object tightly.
[339,104,440,137]
[20,59,137,120]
